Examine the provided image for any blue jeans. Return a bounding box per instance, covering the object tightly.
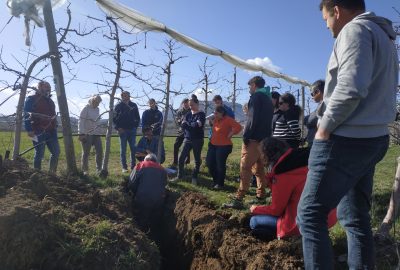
[250,215,278,237]
[33,130,60,172]
[206,143,232,186]
[119,129,137,170]
[178,138,204,179]
[297,134,389,270]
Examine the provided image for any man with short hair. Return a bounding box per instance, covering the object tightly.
[297,1,398,269]
[136,126,165,164]
[113,91,140,173]
[223,76,273,209]
[24,81,59,173]
[212,95,235,119]
[141,98,163,137]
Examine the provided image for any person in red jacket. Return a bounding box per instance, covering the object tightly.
[249,137,336,239]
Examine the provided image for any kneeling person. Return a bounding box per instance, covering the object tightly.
[135,127,165,164]
[128,154,167,230]
[249,137,336,239]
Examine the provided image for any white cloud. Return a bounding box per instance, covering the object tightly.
[193,88,214,101]
[246,57,282,73]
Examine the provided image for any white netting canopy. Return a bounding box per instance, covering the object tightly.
[96,0,311,87]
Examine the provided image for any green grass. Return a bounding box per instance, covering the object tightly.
[1,131,400,241]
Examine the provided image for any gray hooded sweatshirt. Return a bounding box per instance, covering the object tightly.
[318,12,398,138]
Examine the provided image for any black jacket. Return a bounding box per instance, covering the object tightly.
[243,91,273,142]
[113,101,140,130]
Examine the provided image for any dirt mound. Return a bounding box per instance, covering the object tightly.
[0,159,160,270]
[167,192,303,270]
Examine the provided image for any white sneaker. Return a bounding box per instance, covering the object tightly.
[122,169,129,173]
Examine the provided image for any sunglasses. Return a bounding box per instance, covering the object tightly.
[311,89,320,97]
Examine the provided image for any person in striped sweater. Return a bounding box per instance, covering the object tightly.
[272,92,302,148]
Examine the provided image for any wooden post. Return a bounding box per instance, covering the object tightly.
[43,0,77,173]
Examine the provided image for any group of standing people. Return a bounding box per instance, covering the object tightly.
[22,1,398,268]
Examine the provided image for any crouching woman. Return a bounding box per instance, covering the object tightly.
[249,137,336,239]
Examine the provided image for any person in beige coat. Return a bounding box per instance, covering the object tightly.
[78,95,103,175]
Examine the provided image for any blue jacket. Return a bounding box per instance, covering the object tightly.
[142,107,163,135]
[182,111,206,140]
[136,136,165,164]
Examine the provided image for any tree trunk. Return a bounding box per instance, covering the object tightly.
[43,0,77,174]
[99,17,121,178]
[376,156,400,239]
[12,54,50,160]
[157,64,171,163]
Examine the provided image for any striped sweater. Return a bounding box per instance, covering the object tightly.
[272,107,301,148]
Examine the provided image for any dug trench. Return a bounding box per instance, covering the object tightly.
[0,158,397,269]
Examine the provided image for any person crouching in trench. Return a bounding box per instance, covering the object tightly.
[128,153,167,234]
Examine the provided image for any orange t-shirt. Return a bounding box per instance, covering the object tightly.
[210,116,242,146]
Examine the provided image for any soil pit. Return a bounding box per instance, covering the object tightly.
[1,158,396,269]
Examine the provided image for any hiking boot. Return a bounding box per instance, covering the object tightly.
[191,178,198,185]
[248,196,266,205]
[222,198,244,209]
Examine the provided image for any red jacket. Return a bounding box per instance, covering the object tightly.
[252,148,337,239]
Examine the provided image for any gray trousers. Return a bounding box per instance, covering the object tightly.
[80,135,103,172]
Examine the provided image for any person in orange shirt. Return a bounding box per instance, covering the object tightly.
[206,106,242,189]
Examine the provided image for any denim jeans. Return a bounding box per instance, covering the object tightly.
[206,143,232,186]
[33,129,60,173]
[297,134,389,270]
[250,215,278,237]
[119,128,137,170]
[178,138,204,179]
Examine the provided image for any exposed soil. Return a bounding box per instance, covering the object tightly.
[1,157,397,270]
[0,157,160,270]
[160,192,304,270]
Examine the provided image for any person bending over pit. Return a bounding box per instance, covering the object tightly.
[128,153,167,231]
[249,137,337,239]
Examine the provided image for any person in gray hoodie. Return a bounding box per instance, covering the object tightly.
[297,1,398,269]
[78,95,103,175]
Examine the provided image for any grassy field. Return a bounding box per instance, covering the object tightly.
[0,130,399,240]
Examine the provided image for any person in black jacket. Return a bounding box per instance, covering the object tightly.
[172,94,205,185]
[224,76,273,209]
[128,153,167,232]
[172,98,191,167]
[113,91,140,173]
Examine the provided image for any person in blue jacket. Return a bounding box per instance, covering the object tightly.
[141,98,163,137]
[24,81,59,173]
[135,126,165,164]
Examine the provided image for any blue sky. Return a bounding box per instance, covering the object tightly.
[0,0,398,118]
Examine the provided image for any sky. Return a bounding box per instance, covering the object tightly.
[0,0,398,119]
